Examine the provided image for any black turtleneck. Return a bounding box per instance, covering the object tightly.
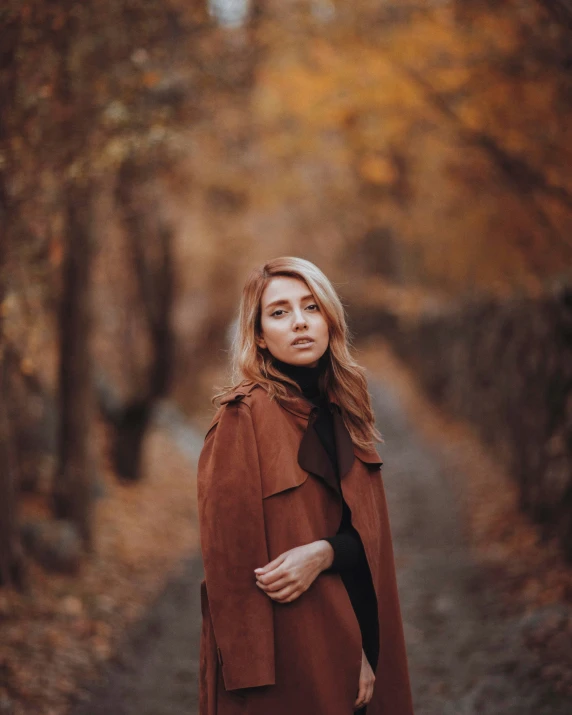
[271,355,380,674]
[270,356,367,572]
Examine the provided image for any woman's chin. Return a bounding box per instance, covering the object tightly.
[290,354,320,367]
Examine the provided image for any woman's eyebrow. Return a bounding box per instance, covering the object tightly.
[265,294,315,310]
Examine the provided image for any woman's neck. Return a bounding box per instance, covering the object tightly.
[271,355,325,400]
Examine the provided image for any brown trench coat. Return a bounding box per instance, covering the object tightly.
[197,381,414,715]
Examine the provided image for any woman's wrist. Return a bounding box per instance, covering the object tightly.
[314,539,335,571]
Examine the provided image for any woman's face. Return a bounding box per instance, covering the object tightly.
[257,276,329,368]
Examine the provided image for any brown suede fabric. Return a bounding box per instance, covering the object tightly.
[197,381,414,715]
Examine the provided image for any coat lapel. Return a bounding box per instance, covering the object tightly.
[277,383,382,490]
[297,408,340,493]
[279,387,341,493]
[331,405,355,479]
[286,391,354,493]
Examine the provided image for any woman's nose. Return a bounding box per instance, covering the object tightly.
[292,309,307,329]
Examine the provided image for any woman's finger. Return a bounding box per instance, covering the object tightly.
[256,575,291,592]
[362,679,374,707]
[354,684,365,710]
[256,563,288,585]
[255,576,291,593]
[255,581,294,600]
[267,585,300,602]
[254,552,287,575]
[354,676,370,709]
[268,586,295,602]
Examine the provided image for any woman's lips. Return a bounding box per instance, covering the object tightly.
[291,338,314,348]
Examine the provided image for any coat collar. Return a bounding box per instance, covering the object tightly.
[275,385,357,491]
[221,379,338,417]
[272,385,383,468]
[220,381,383,486]
[293,401,356,492]
[277,383,340,418]
[286,388,384,469]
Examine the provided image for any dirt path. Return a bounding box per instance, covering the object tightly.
[368,379,570,714]
[71,557,203,715]
[71,376,571,714]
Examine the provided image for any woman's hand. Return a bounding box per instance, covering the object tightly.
[354,649,375,710]
[254,540,334,603]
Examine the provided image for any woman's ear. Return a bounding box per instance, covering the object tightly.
[256,336,267,349]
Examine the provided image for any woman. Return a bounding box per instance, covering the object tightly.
[197,257,414,715]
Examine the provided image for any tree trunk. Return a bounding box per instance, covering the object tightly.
[108,160,174,482]
[0,357,24,588]
[0,171,25,588]
[52,182,95,550]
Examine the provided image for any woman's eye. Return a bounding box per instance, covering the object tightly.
[270,304,317,317]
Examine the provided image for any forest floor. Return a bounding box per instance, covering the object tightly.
[62,341,572,715]
[0,406,199,715]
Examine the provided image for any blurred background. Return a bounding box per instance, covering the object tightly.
[1,0,572,713]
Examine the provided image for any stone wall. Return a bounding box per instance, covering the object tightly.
[353,286,572,558]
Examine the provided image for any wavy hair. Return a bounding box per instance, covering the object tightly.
[214,257,382,449]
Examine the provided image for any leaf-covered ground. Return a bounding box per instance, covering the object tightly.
[0,414,197,715]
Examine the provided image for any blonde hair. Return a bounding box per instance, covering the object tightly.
[214,257,382,449]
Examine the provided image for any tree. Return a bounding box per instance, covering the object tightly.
[52,183,96,549]
[49,2,97,549]
[0,179,25,588]
[107,157,175,481]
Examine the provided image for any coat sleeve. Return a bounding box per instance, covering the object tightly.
[197,400,275,691]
